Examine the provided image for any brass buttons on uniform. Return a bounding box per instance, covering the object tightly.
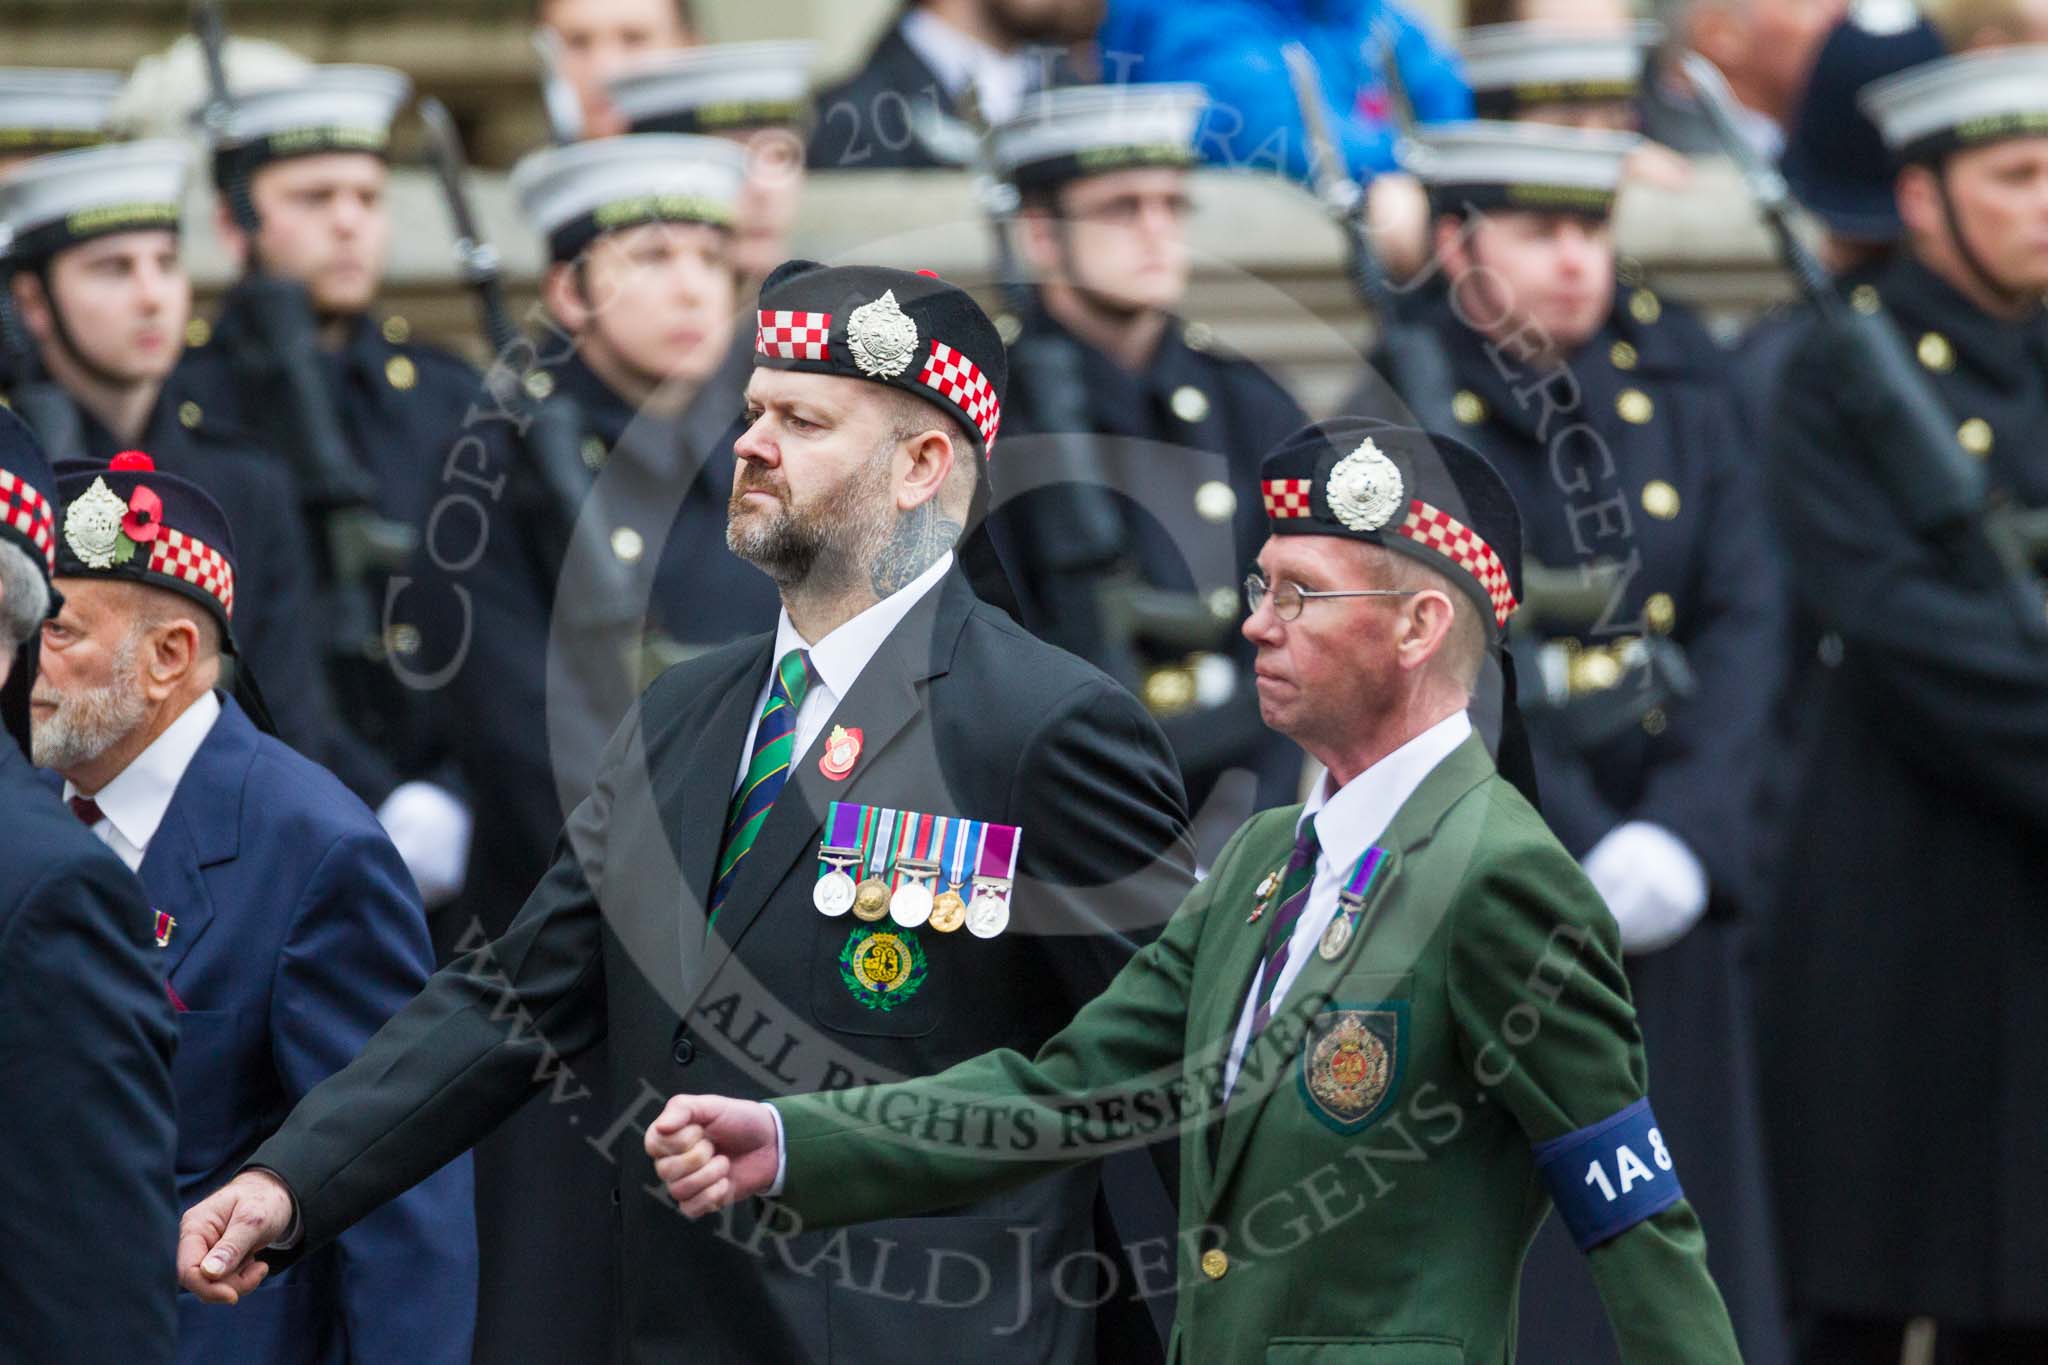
[1200,1249,1229,1280]
[1641,479,1680,519]
[1609,340,1638,371]
[1916,332,1954,372]
[1569,648,1623,694]
[1171,385,1211,424]
[1645,592,1676,634]
[524,370,555,400]
[1195,479,1237,523]
[1207,586,1238,621]
[1616,388,1654,424]
[382,315,412,344]
[995,313,1022,346]
[385,623,422,658]
[385,355,417,391]
[1850,284,1881,315]
[1642,707,1669,736]
[178,400,203,430]
[1629,288,1661,325]
[610,527,644,563]
[1141,665,1197,716]
[1957,418,1994,456]
[581,436,608,471]
[1182,321,1216,352]
[1452,390,1487,425]
[184,316,211,348]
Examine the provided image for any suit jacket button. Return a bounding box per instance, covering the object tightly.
[1200,1248,1229,1280]
[672,1035,695,1065]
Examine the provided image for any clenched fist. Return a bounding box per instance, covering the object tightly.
[645,1093,780,1218]
[177,1169,297,1303]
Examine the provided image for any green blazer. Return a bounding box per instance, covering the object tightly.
[775,733,1741,1363]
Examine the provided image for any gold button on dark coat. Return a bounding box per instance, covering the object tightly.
[1452,390,1487,425]
[385,356,417,391]
[611,527,645,563]
[1194,479,1236,523]
[178,401,203,430]
[1629,288,1661,325]
[382,314,412,344]
[524,370,555,400]
[1200,1248,1229,1280]
[1609,340,1638,371]
[1957,417,1993,456]
[1916,332,1953,372]
[1171,384,1211,423]
[1617,388,1654,424]
[1641,479,1680,519]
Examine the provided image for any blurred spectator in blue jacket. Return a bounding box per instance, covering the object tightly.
[1097,0,1471,180]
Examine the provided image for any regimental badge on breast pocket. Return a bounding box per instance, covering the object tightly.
[1299,1003,1408,1135]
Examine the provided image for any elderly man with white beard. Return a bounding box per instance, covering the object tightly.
[33,452,475,1364]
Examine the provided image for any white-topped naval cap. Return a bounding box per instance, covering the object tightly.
[608,41,818,133]
[0,68,125,151]
[1459,23,1658,108]
[1405,120,1640,197]
[216,64,412,149]
[0,139,192,255]
[512,133,747,256]
[1858,45,2048,157]
[988,82,1208,186]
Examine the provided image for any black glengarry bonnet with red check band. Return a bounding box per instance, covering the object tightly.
[1258,418,1539,803]
[752,260,1006,460]
[52,451,276,733]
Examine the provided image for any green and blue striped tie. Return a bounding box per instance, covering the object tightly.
[708,648,812,930]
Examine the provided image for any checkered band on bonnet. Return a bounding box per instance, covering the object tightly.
[1398,499,1518,627]
[1261,478,1313,519]
[757,309,832,361]
[0,467,57,575]
[918,341,1002,451]
[148,526,235,620]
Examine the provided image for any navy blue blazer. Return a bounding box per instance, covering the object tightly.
[0,738,179,1364]
[143,697,476,1364]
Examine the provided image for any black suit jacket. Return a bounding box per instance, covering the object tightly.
[0,739,178,1364]
[253,569,1195,1363]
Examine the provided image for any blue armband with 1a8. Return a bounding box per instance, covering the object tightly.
[1532,1097,1683,1250]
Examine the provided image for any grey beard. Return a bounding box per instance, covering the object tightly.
[31,636,146,774]
[725,447,900,594]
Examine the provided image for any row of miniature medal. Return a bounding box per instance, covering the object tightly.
[814,802,1021,939]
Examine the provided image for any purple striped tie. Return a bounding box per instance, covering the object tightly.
[1247,825,1321,1043]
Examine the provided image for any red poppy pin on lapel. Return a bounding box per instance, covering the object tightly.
[819,725,863,780]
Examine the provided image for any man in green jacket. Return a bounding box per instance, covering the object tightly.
[649,418,1742,1363]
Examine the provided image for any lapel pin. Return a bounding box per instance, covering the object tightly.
[818,724,863,780]
[153,909,176,948]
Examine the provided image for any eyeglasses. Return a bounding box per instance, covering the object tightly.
[1243,572,1420,622]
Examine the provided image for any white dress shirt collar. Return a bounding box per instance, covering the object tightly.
[1298,710,1473,871]
[899,10,1037,125]
[65,690,222,871]
[772,550,955,695]
[737,552,956,793]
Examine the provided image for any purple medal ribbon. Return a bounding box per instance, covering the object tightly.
[976,823,1019,882]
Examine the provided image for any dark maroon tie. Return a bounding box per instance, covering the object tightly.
[68,795,105,827]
